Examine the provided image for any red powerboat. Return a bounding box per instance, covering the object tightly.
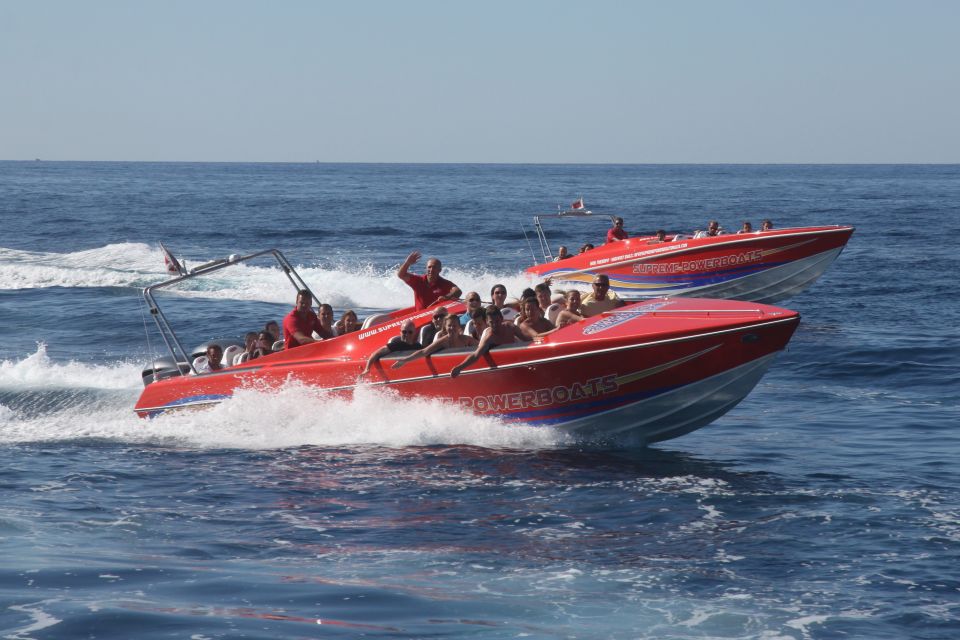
[136,249,800,445]
[526,208,853,303]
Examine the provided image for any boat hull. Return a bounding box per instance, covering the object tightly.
[135,299,800,445]
[527,226,854,303]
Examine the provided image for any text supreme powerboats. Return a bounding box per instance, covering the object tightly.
[525,207,853,304]
[136,248,801,445]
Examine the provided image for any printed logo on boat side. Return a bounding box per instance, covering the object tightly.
[583,301,672,335]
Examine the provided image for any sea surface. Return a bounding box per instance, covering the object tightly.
[0,162,958,639]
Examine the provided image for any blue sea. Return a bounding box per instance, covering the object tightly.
[1,162,958,639]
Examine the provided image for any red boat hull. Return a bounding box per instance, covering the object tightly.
[135,298,800,445]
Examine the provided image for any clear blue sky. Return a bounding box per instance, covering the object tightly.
[2,1,957,162]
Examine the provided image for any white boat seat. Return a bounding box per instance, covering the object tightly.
[222,345,243,368]
[272,340,284,352]
[235,352,250,365]
[546,303,563,325]
[463,319,476,338]
[361,312,393,330]
[191,356,210,374]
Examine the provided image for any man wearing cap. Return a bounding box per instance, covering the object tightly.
[397,251,462,311]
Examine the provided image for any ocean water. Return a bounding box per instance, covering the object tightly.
[1,162,958,639]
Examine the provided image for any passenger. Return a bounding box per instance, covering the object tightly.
[264,320,280,343]
[579,243,595,254]
[397,251,462,310]
[467,307,488,340]
[554,245,570,261]
[761,219,773,231]
[450,307,531,378]
[315,303,336,340]
[490,284,518,322]
[534,282,552,313]
[462,291,483,323]
[420,305,449,345]
[737,221,753,234]
[694,220,722,238]
[391,314,479,370]
[606,216,628,243]
[655,229,667,242]
[555,289,586,327]
[335,309,360,335]
[282,289,325,350]
[580,275,625,317]
[360,319,422,377]
[242,331,258,356]
[514,287,537,325]
[518,296,555,338]
[252,331,275,359]
[195,344,224,374]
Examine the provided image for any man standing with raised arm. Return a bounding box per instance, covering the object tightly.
[397,251,462,310]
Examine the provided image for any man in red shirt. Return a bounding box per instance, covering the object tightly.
[606,217,628,243]
[397,251,462,310]
[283,289,324,350]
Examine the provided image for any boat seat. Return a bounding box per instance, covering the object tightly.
[272,340,284,352]
[419,325,439,346]
[546,303,563,325]
[191,356,210,374]
[463,319,476,338]
[235,352,250,365]
[222,345,243,368]
[362,312,393,330]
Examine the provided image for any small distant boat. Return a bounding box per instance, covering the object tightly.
[525,206,854,304]
[136,248,800,445]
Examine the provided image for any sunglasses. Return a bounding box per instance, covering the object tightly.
[593,282,608,287]
[401,329,414,335]
[467,297,480,302]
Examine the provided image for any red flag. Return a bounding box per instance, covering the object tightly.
[571,197,584,210]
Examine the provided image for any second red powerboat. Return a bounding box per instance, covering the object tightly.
[526,208,853,304]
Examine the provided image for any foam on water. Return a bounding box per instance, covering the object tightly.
[0,243,540,311]
[0,344,141,391]
[0,358,569,449]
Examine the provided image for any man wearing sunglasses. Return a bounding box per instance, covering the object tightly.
[606,217,628,244]
[359,319,423,377]
[580,275,625,317]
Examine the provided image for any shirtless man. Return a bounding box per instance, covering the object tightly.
[397,251,462,310]
[451,307,530,378]
[518,296,554,338]
[391,314,478,370]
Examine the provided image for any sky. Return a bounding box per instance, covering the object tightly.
[1,1,958,163]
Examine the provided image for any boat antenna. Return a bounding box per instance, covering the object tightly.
[520,223,539,265]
